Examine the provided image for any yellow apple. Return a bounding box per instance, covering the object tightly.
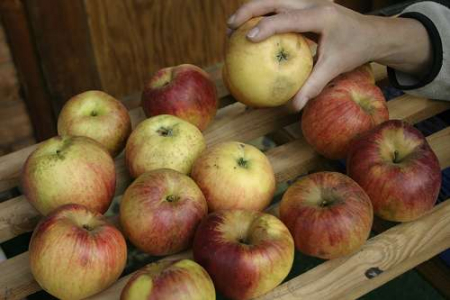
[224,17,313,107]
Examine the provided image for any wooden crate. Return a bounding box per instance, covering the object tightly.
[0,63,449,300]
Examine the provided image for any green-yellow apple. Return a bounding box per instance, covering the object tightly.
[58,90,132,157]
[301,74,389,160]
[120,169,208,256]
[193,210,294,300]
[141,64,218,131]
[347,120,442,222]
[280,172,373,260]
[29,204,127,300]
[120,259,215,300]
[191,141,276,212]
[21,135,115,215]
[125,114,205,178]
[224,17,313,107]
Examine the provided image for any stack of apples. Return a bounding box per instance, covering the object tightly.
[19,16,442,300]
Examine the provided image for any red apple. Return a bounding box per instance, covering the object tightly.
[120,259,215,300]
[125,114,205,178]
[58,90,132,157]
[280,172,373,259]
[120,169,208,255]
[191,141,276,212]
[347,120,442,222]
[141,64,218,131]
[21,135,116,215]
[333,64,375,85]
[301,78,389,159]
[193,210,294,300]
[29,204,127,300]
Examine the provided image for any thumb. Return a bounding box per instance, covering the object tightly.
[290,59,341,111]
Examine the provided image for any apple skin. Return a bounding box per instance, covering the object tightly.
[120,169,208,256]
[125,114,206,178]
[301,78,389,160]
[21,135,116,215]
[120,259,215,300]
[193,210,294,300]
[191,141,276,212]
[141,64,218,131]
[225,17,313,107]
[280,172,373,259]
[29,204,127,300]
[333,64,375,85]
[347,120,442,222]
[58,90,132,157]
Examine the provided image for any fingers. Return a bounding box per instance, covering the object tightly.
[290,58,342,111]
[228,0,282,29]
[246,8,324,42]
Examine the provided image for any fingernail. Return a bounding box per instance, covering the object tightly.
[247,27,259,39]
[227,14,236,25]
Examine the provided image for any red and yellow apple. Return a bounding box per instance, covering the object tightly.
[21,135,116,215]
[58,90,132,157]
[125,114,205,178]
[141,64,218,131]
[191,141,276,212]
[120,259,215,300]
[280,172,373,259]
[301,77,389,160]
[193,210,294,300]
[120,169,208,256]
[334,64,375,85]
[224,17,313,107]
[29,204,127,300]
[347,120,442,222]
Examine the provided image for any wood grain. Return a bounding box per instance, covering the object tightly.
[24,0,101,111]
[84,0,245,98]
[1,109,449,300]
[257,198,450,300]
[0,91,449,244]
[0,0,57,141]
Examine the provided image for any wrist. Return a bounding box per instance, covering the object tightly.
[370,16,433,76]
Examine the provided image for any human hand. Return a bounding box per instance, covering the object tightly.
[227,0,432,111]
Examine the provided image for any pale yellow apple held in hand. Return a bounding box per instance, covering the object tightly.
[225,17,313,107]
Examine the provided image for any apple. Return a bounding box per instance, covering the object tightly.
[333,64,375,84]
[120,169,208,256]
[193,209,294,300]
[120,259,215,300]
[21,135,116,215]
[347,120,442,222]
[224,17,313,107]
[125,114,206,178]
[141,64,218,131]
[301,78,389,160]
[29,204,127,300]
[58,90,132,157]
[191,141,276,212]
[280,172,373,259]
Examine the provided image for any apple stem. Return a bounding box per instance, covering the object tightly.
[82,224,92,231]
[157,127,173,137]
[237,157,248,168]
[276,49,289,62]
[393,150,400,163]
[91,111,98,117]
[166,195,179,203]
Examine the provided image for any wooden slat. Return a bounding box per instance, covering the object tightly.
[87,127,450,300]
[1,92,449,244]
[258,199,450,300]
[1,117,448,300]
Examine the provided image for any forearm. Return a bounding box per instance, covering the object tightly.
[370,16,433,78]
